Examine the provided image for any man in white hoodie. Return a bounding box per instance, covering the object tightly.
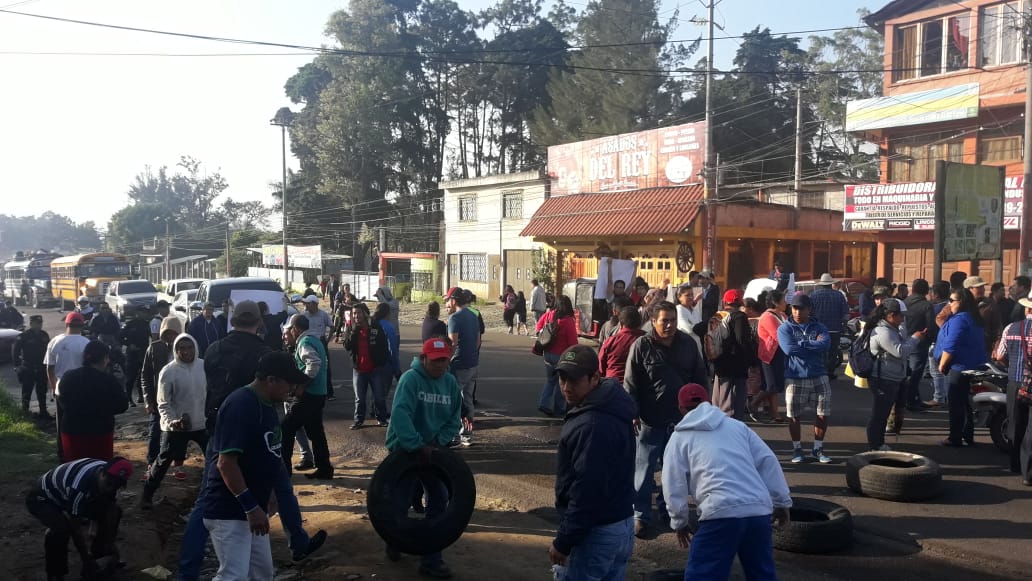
[662,383,792,580]
[141,334,209,509]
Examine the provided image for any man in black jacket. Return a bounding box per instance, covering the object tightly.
[549,345,637,579]
[710,290,756,421]
[623,301,708,538]
[14,315,51,417]
[120,307,153,406]
[698,271,720,323]
[141,316,182,467]
[88,302,121,348]
[904,278,936,412]
[343,303,390,429]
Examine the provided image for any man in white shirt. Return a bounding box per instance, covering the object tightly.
[44,312,91,461]
[530,279,547,330]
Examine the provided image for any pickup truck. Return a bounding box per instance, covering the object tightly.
[105,279,158,318]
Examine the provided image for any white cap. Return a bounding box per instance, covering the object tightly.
[301,295,320,304]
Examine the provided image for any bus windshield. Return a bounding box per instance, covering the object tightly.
[79,262,131,277]
[26,266,50,279]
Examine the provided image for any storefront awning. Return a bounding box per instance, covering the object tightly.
[521,185,705,238]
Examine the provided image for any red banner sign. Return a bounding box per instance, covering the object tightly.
[844,176,1023,231]
[547,122,707,196]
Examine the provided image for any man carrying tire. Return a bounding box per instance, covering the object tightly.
[384,337,463,579]
[549,345,637,580]
[992,290,1032,487]
[662,384,791,580]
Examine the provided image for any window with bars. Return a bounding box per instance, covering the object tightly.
[888,136,964,182]
[502,190,523,219]
[411,271,434,291]
[458,195,477,222]
[459,253,487,282]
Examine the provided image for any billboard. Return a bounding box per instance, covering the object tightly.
[845,83,979,132]
[261,244,323,269]
[547,121,706,196]
[936,162,1005,263]
[844,176,1022,232]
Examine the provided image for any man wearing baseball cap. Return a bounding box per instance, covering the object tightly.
[710,289,756,421]
[199,351,310,580]
[13,314,50,418]
[777,293,833,464]
[45,312,91,461]
[25,457,132,581]
[384,337,463,578]
[662,384,791,579]
[548,345,637,580]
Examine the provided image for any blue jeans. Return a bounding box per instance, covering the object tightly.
[928,345,947,403]
[906,348,929,407]
[178,447,308,580]
[353,370,387,422]
[146,412,161,465]
[684,515,777,580]
[558,516,634,581]
[633,423,670,524]
[538,352,566,415]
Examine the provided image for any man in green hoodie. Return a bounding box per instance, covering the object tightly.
[384,337,463,579]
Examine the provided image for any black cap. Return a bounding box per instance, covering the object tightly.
[555,345,599,380]
[29,315,43,323]
[790,293,812,309]
[255,351,310,385]
[82,340,110,365]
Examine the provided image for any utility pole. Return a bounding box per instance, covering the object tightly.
[1021,26,1032,276]
[225,225,231,276]
[794,87,803,198]
[164,219,170,284]
[280,125,289,290]
[703,0,717,273]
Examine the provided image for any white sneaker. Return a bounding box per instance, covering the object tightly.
[460,434,473,447]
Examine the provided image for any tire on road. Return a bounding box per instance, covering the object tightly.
[773,497,853,554]
[845,451,941,502]
[366,447,476,556]
[989,408,1012,454]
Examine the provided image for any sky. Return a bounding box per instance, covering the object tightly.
[0,0,876,228]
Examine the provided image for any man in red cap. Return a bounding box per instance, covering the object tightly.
[384,337,463,578]
[44,312,91,461]
[709,289,757,421]
[25,457,132,581]
[662,384,791,580]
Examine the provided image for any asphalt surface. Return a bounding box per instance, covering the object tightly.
[5,305,1031,580]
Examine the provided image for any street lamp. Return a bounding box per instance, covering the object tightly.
[270,107,295,290]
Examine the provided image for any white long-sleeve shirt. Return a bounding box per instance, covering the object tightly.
[662,403,791,530]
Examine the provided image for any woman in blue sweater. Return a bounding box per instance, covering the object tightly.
[934,288,986,446]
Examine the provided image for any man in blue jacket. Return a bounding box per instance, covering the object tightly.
[778,294,833,464]
[549,345,637,580]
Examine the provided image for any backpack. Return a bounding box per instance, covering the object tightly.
[705,311,731,361]
[536,312,559,350]
[848,326,877,379]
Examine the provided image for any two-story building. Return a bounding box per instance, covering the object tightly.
[848,0,1026,283]
[440,170,548,300]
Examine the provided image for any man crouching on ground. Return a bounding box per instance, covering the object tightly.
[384,337,463,579]
[662,384,792,580]
[549,345,637,580]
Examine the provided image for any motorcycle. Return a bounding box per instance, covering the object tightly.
[962,362,1011,453]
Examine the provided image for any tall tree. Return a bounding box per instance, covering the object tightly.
[0,212,100,257]
[531,0,690,145]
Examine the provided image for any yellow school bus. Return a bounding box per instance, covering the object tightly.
[50,252,131,309]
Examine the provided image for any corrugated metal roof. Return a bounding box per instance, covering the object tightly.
[520,185,705,238]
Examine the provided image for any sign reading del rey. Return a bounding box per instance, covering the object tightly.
[547,121,706,196]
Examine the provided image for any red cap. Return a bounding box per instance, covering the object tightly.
[422,338,452,360]
[64,312,85,326]
[105,457,133,485]
[722,289,743,306]
[677,383,709,410]
[444,287,463,301]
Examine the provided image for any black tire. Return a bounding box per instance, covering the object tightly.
[989,408,1013,454]
[366,448,476,556]
[773,497,853,554]
[845,451,941,502]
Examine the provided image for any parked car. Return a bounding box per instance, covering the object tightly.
[171,289,198,325]
[192,277,290,319]
[160,278,204,303]
[105,279,158,318]
[0,328,20,365]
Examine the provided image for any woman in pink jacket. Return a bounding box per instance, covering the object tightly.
[536,295,580,416]
[755,289,788,422]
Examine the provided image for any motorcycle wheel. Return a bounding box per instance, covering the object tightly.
[989,408,1013,453]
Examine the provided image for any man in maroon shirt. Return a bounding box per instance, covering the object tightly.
[598,307,645,383]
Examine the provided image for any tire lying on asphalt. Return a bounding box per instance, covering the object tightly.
[366,447,476,556]
[646,570,685,581]
[845,451,941,502]
[773,497,853,554]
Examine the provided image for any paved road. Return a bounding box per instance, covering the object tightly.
[4,305,1030,579]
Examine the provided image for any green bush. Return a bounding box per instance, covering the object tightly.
[0,385,54,478]
[391,282,413,303]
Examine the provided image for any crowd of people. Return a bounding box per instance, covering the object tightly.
[12,265,1032,580]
